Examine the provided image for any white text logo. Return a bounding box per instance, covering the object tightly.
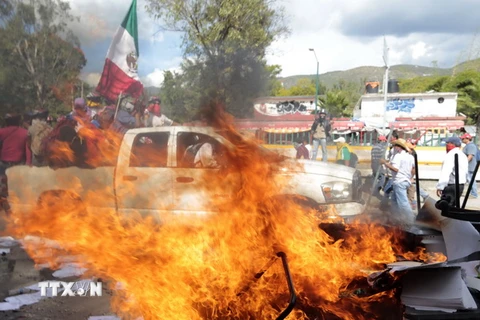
[38,281,102,297]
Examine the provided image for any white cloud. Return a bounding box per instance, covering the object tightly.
[142,68,165,87]
[81,73,101,87]
[70,0,476,82]
[142,65,182,87]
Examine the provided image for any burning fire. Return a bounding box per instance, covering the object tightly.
[4,105,445,319]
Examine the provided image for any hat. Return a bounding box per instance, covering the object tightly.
[392,138,410,152]
[445,136,462,147]
[461,133,472,140]
[333,137,346,144]
[378,135,387,142]
[319,109,327,115]
[74,97,86,109]
[406,142,415,150]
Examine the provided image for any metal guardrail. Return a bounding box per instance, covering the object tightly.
[261,131,475,147]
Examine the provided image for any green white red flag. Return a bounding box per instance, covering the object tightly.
[95,0,143,102]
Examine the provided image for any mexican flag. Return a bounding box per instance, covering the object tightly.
[95,0,143,103]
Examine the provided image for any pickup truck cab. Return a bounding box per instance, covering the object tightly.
[6,126,365,221]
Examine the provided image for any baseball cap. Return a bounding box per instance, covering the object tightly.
[333,137,346,143]
[74,97,86,109]
[445,136,462,147]
[378,135,387,142]
[461,133,472,140]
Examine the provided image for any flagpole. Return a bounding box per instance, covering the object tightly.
[114,92,123,120]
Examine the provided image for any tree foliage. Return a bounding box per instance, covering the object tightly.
[275,78,326,97]
[0,0,86,115]
[146,0,288,118]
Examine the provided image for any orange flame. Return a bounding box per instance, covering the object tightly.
[5,104,445,319]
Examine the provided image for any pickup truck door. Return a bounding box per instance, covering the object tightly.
[172,131,232,214]
[115,130,174,221]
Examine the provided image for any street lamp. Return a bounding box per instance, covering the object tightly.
[309,48,319,114]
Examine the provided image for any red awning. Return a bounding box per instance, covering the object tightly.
[389,120,465,130]
[331,120,365,131]
[234,120,312,133]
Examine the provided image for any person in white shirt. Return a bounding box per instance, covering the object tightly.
[194,142,219,168]
[380,138,415,225]
[145,96,178,127]
[435,136,469,207]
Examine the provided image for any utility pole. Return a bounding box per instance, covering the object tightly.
[382,36,390,133]
[309,48,319,113]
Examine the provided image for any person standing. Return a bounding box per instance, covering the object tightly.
[461,133,478,198]
[435,136,469,207]
[310,109,330,162]
[380,139,415,225]
[0,113,32,214]
[371,135,388,197]
[405,140,429,209]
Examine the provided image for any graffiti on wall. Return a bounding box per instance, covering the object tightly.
[256,100,312,115]
[386,98,417,113]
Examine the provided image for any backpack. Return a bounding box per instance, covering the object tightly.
[349,152,358,168]
[182,143,204,167]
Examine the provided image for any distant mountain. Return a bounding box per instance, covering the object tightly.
[279,59,480,89]
[144,86,160,96]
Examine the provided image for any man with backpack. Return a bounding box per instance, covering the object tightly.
[461,133,479,198]
[333,137,357,167]
[28,110,52,166]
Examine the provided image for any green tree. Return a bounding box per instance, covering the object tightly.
[0,0,86,114]
[146,0,288,118]
[319,91,350,117]
[275,78,327,99]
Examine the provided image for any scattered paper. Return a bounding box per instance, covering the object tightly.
[0,236,17,247]
[401,266,477,311]
[88,317,121,320]
[441,219,480,261]
[387,261,446,273]
[0,292,43,311]
[52,263,87,278]
[0,248,10,255]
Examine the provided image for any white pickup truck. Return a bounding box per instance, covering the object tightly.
[6,126,365,220]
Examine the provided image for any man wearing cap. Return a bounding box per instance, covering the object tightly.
[310,109,330,162]
[461,133,478,198]
[333,136,351,166]
[145,96,178,127]
[380,138,415,225]
[435,136,468,207]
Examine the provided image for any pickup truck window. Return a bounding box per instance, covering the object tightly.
[177,131,224,169]
[129,132,169,167]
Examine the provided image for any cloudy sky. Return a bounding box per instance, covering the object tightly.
[70,0,480,88]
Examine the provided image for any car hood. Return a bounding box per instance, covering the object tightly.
[281,159,356,180]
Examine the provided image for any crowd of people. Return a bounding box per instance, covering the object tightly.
[0,94,179,213]
[370,131,479,227]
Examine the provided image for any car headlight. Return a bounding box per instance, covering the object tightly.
[321,181,352,202]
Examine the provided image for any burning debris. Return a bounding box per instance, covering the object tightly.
[2,106,448,319]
